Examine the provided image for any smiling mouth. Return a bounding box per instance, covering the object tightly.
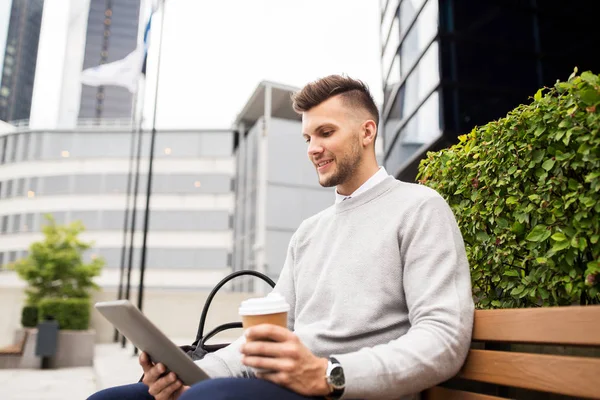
[316,160,333,168]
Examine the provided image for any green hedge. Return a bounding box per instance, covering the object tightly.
[38,298,91,330]
[417,69,600,308]
[21,305,38,328]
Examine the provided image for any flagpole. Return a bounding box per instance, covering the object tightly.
[121,0,152,348]
[114,82,140,343]
[133,0,166,355]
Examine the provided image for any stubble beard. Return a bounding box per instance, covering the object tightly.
[319,141,362,188]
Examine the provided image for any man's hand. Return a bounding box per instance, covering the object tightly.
[139,351,190,400]
[240,324,331,397]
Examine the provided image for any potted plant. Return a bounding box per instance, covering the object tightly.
[12,214,104,367]
[417,69,599,309]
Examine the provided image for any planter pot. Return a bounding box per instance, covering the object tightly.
[14,327,95,368]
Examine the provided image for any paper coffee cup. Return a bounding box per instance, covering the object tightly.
[238,293,290,330]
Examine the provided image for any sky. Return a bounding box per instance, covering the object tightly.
[141,0,383,129]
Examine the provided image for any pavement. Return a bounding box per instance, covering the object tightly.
[0,341,146,400]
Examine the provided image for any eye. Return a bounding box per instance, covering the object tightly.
[322,131,333,137]
[304,137,311,143]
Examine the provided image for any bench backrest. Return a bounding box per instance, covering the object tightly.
[424,305,600,399]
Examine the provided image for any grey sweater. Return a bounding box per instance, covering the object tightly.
[195,177,474,399]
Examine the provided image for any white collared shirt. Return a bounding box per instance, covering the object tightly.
[334,166,390,204]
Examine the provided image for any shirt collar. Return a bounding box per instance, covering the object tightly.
[334,166,390,204]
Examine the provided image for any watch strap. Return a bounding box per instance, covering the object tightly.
[325,357,345,400]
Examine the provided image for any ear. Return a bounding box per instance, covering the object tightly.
[361,120,377,147]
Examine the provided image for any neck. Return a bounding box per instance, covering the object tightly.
[336,158,380,196]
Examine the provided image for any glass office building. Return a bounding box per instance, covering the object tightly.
[78,0,141,120]
[380,0,600,181]
[0,0,44,122]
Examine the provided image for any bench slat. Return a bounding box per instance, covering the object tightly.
[424,386,506,400]
[458,349,600,399]
[473,305,600,346]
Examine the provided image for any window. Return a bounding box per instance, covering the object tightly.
[400,0,438,77]
[0,136,6,164]
[0,252,4,268]
[70,210,101,230]
[16,178,25,197]
[1,215,8,233]
[381,0,400,43]
[12,214,21,233]
[382,18,400,79]
[23,214,34,232]
[8,251,17,263]
[40,133,74,160]
[5,180,12,198]
[21,133,30,161]
[74,174,103,194]
[41,176,71,195]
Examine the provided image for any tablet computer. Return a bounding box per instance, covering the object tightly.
[95,299,210,386]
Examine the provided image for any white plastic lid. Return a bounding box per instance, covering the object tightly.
[238,293,290,316]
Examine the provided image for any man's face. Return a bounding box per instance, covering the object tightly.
[302,96,364,189]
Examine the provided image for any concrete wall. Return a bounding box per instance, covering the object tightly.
[0,283,259,348]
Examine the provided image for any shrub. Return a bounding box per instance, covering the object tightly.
[417,69,600,308]
[21,305,38,328]
[12,214,104,306]
[38,298,91,330]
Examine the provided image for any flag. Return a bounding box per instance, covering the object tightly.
[81,12,153,93]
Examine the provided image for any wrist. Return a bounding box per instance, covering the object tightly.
[316,357,331,395]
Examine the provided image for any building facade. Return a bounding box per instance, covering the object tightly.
[380,0,600,181]
[78,0,140,120]
[231,82,332,292]
[0,0,44,122]
[0,125,235,290]
[28,0,143,129]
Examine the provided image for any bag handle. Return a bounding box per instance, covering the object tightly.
[194,270,276,343]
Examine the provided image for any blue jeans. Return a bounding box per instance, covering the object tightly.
[88,378,324,400]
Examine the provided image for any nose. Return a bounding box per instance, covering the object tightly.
[307,138,323,158]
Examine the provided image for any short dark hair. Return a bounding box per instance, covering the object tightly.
[291,74,379,127]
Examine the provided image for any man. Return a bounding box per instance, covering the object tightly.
[89,75,474,400]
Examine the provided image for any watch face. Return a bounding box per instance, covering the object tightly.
[330,365,345,388]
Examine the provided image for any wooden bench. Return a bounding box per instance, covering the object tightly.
[0,330,29,369]
[0,330,29,356]
[424,305,600,400]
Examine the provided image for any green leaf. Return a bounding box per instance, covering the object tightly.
[565,282,573,295]
[532,150,544,163]
[585,171,600,182]
[542,159,555,171]
[506,196,519,205]
[476,231,490,242]
[591,235,599,245]
[538,287,549,300]
[536,257,548,264]
[503,270,520,277]
[534,88,543,101]
[526,225,551,242]
[579,88,600,105]
[508,166,517,175]
[534,126,546,137]
[511,285,525,296]
[551,232,567,242]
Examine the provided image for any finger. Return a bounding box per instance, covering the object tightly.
[242,355,295,373]
[241,340,296,358]
[256,370,291,387]
[157,378,182,400]
[139,352,154,372]
[245,324,293,343]
[148,372,178,397]
[145,362,168,384]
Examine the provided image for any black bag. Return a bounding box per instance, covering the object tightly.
[182,269,276,360]
[139,269,276,382]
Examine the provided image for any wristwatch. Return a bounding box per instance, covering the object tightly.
[325,356,345,399]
